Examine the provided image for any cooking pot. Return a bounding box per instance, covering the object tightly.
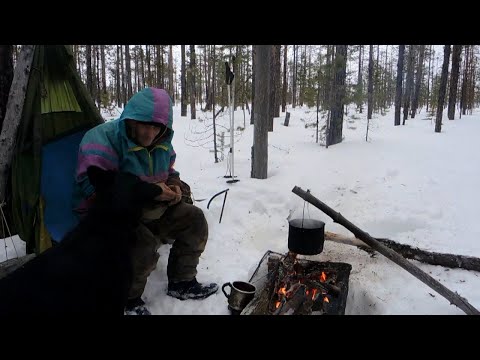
[288,218,325,255]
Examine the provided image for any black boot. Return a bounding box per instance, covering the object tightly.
[167,278,218,300]
[124,297,152,315]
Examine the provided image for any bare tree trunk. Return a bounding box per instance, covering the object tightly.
[367,45,374,120]
[155,45,161,88]
[121,46,126,106]
[403,45,415,124]
[460,45,469,116]
[328,45,347,146]
[205,45,212,111]
[292,45,297,108]
[448,45,462,120]
[180,45,187,116]
[95,45,101,106]
[133,46,139,92]
[250,45,255,125]
[357,45,363,113]
[140,46,146,89]
[146,45,151,86]
[100,45,107,101]
[411,45,425,118]
[0,45,35,203]
[268,45,275,132]
[212,46,218,163]
[274,45,281,118]
[394,45,405,126]
[435,45,451,133]
[86,45,94,100]
[0,45,14,132]
[282,45,287,113]
[425,46,432,112]
[299,45,307,107]
[189,45,196,120]
[251,45,269,179]
[116,46,121,106]
[168,45,174,103]
[125,45,133,99]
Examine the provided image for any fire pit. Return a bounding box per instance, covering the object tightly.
[241,251,352,315]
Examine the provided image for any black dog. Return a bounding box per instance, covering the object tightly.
[0,167,162,315]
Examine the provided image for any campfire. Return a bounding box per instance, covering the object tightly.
[241,251,352,315]
[240,214,351,315]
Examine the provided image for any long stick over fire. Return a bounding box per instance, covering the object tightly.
[292,186,480,315]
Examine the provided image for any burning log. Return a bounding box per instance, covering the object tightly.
[273,284,313,315]
[242,252,351,315]
[292,185,480,316]
[304,279,341,297]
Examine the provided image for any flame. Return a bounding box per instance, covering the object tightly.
[323,296,329,303]
[320,272,327,282]
[311,288,318,300]
[278,287,287,296]
[275,301,281,309]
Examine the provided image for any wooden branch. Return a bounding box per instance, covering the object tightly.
[325,231,480,273]
[0,254,36,280]
[0,45,35,202]
[292,186,480,315]
[275,284,311,315]
[304,279,341,297]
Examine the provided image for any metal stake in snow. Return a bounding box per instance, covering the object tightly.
[225,58,239,184]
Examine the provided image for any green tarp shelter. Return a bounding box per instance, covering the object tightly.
[0,45,103,254]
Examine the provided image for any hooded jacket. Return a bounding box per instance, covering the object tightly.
[73,87,179,214]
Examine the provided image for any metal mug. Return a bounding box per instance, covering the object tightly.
[222,281,256,312]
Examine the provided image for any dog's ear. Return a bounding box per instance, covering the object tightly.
[87,166,116,192]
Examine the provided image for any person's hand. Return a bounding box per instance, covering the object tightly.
[168,184,182,206]
[154,182,177,202]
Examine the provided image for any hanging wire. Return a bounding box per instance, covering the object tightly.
[1,202,18,261]
[301,189,312,228]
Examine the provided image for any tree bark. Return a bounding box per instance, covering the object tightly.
[125,45,133,100]
[403,45,415,124]
[282,45,287,113]
[411,45,425,118]
[0,45,35,203]
[357,45,363,113]
[435,45,451,133]
[460,45,469,116]
[0,45,14,132]
[250,45,255,125]
[328,45,347,146]
[367,45,373,120]
[189,45,196,120]
[0,254,36,280]
[86,45,94,100]
[180,45,187,116]
[448,45,462,120]
[292,185,480,315]
[168,45,174,103]
[325,231,480,272]
[251,45,269,179]
[274,45,281,118]
[116,45,121,106]
[268,45,275,132]
[292,45,297,108]
[394,45,405,126]
[100,45,107,99]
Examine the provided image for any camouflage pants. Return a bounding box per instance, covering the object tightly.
[128,201,209,300]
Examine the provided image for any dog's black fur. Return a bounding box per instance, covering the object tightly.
[0,167,162,315]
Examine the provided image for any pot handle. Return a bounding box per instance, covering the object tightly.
[222,282,232,298]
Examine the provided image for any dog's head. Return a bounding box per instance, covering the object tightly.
[87,166,163,223]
